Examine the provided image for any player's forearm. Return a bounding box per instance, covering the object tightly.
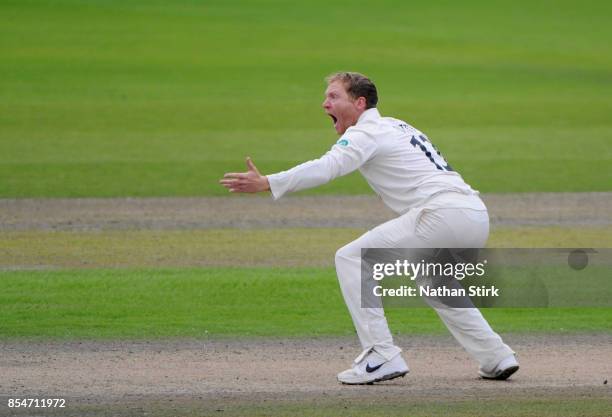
[267,158,335,200]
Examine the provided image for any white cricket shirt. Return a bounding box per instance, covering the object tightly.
[267,108,484,214]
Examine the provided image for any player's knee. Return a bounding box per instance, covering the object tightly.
[334,243,358,268]
[334,245,349,268]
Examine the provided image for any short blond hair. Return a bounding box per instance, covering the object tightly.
[325,72,378,109]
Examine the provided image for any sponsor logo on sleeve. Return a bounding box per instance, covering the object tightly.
[336,138,349,146]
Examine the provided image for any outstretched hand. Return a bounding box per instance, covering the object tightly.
[219,157,270,193]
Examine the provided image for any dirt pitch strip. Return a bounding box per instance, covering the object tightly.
[1,335,611,416]
[1,192,610,231]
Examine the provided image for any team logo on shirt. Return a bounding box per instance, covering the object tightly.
[336,138,349,146]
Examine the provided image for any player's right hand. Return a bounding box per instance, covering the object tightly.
[219,157,270,193]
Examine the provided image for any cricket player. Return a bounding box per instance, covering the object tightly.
[220,72,519,384]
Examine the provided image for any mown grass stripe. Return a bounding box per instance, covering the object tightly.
[1,268,610,339]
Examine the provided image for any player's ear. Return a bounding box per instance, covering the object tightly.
[356,96,367,111]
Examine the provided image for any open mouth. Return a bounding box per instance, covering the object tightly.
[329,114,338,126]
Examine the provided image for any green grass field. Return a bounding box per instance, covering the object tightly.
[189,395,612,417]
[2,268,611,339]
[2,227,611,269]
[82,391,612,417]
[1,227,610,338]
[1,0,611,196]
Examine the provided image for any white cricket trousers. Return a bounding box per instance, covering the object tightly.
[334,192,514,371]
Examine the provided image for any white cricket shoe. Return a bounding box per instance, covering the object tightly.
[337,348,409,385]
[479,354,520,380]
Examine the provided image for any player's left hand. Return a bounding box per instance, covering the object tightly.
[219,157,270,193]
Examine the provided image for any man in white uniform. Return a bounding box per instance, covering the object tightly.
[220,72,519,384]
